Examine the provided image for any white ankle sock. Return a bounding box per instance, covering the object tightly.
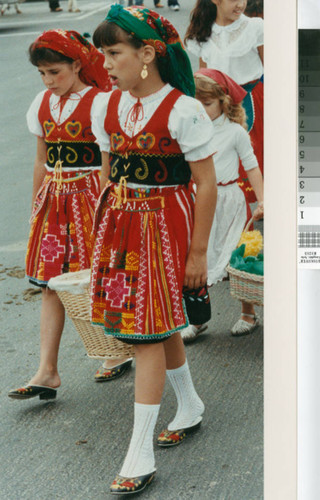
[120,402,160,478]
[166,360,205,431]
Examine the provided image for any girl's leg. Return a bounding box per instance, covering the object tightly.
[1,4,9,15]
[162,332,204,430]
[118,343,166,478]
[28,288,65,388]
[163,330,185,369]
[134,343,166,404]
[241,301,256,324]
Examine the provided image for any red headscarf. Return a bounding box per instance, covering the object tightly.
[194,68,247,104]
[31,29,111,91]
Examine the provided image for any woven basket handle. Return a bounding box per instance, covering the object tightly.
[243,216,254,233]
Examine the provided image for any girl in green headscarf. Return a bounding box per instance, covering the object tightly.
[90,6,217,494]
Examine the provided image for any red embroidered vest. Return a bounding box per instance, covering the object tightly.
[104,88,191,186]
[38,87,101,169]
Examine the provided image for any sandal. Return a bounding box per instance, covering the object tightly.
[157,420,202,447]
[181,324,208,343]
[231,313,260,337]
[110,471,155,495]
[94,358,133,382]
[8,384,57,400]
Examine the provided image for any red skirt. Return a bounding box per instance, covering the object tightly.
[238,79,264,203]
[26,170,100,286]
[90,183,194,343]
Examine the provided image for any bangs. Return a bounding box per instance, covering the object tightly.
[93,21,143,49]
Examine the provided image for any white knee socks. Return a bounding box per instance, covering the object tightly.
[166,360,205,431]
[120,402,160,478]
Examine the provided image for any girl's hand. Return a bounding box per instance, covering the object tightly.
[253,201,264,220]
[184,250,207,290]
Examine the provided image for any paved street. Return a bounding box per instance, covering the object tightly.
[0,2,263,499]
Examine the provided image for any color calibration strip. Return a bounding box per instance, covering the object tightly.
[298,30,320,268]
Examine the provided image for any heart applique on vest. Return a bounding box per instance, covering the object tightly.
[65,121,82,138]
[43,120,55,138]
[111,133,125,151]
[136,132,155,150]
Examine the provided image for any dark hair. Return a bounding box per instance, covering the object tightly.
[245,0,263,17]
[29,45,74,66]
[93,21,144,49]
[185,0,217,44]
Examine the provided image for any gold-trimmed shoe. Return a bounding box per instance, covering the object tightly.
[8,385,57,400]
[157,421,202,447]
[110,471,155,495]
[94,358,133,382]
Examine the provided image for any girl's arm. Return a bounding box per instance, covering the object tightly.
[32,136,47,207]
[199,58,207,69]
[185,157,217,290]
[246,166,264,219]
[258,45,264,65]
[100,152,110,192]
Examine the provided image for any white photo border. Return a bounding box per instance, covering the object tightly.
[264,1,297,498]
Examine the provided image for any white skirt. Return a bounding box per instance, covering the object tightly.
[207,183,247,285]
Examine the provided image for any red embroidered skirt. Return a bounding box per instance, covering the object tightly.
[90,183,193,343]
[26,170,100,286]
[238,79,264,204]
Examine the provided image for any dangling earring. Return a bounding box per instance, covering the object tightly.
[141,64,148,80]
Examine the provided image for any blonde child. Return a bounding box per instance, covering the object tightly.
[181,68,263,342]
[8,30,116,401]
[90,5,217,494]
[185,0,263,204]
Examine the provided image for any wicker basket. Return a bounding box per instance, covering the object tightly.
[225,264,263,306]
[48,270,134,360]
[226,217,264,306]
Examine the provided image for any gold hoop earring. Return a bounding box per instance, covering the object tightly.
[141,64,148,80]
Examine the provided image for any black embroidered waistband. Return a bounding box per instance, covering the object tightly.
[45,141,101,169]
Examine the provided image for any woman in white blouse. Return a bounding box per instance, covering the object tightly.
[185,0,263,204]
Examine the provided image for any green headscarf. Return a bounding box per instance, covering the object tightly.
[105,4,195,97]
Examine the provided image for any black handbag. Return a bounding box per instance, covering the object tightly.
[182,285,211,325]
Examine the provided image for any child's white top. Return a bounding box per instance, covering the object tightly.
[186,14,263,85]
[91,83,215,163]
[26,86,102,135]
[211,114,257,184]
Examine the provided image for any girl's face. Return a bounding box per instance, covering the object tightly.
[212,0,247,25]
[200,98,223,121]
[37,61,83,97]
[101,43,145,93]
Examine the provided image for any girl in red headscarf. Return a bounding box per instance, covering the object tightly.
[7,30,119,401]
[181,69,264,342]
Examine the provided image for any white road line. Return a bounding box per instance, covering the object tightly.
[0,2,112,37]
[0,30,41,37]
[75,3,110,20]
